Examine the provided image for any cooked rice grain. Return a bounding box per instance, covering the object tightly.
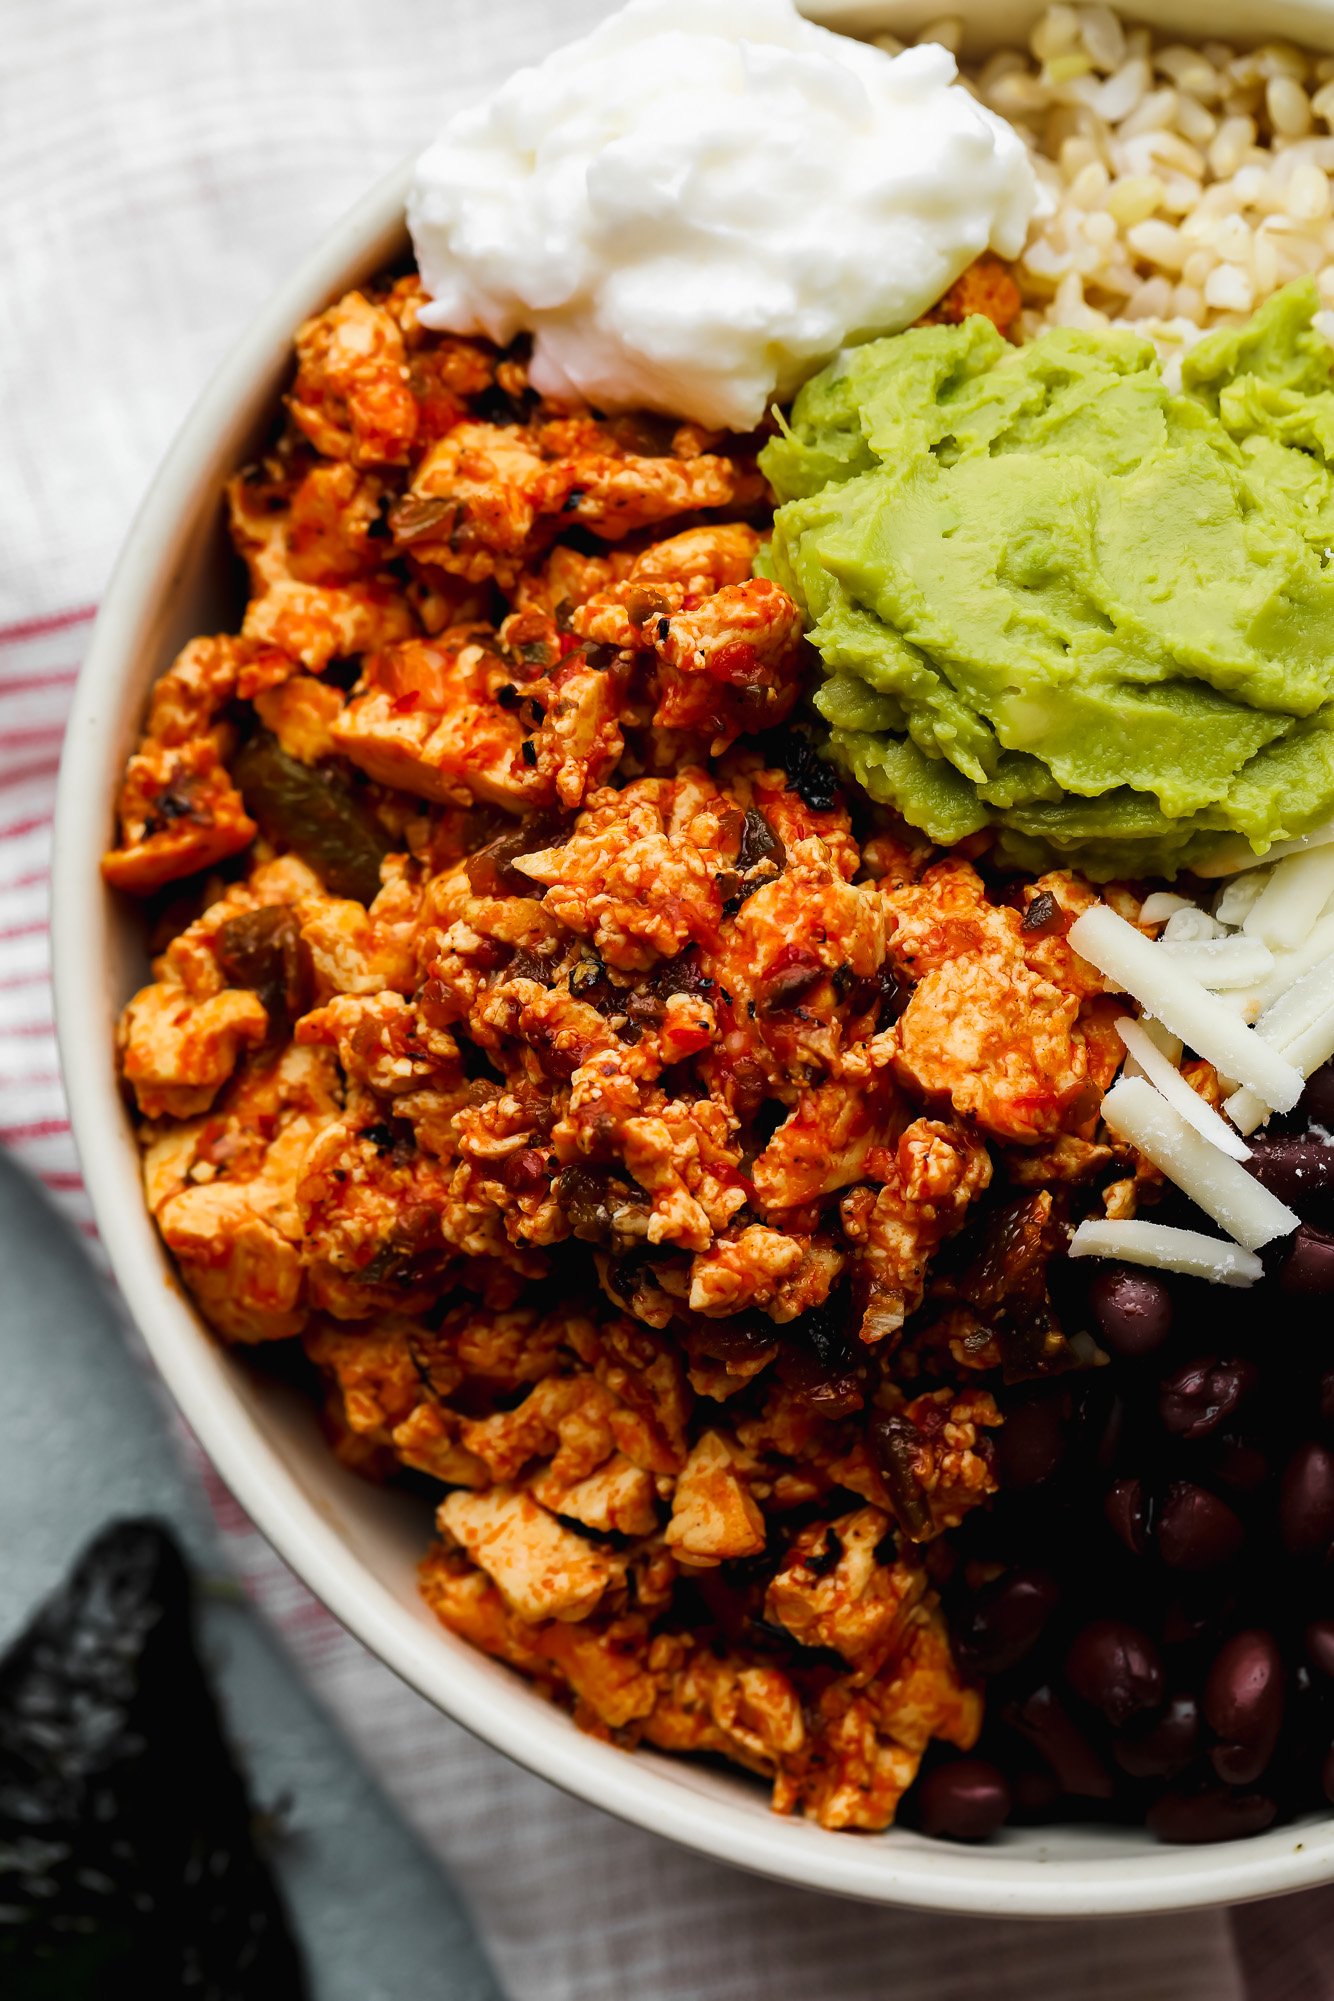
[878,6,1334,366]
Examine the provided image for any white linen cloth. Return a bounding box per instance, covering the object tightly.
[0,2,1327,1993]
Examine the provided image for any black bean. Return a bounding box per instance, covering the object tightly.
[1008,1685,1115,1799]
[955,1570,1059,1677]
[1279,1443,1334,1560]
[1156,1483,1245,1570]
[1209,1434,1271,1496]
[1104,1477,1150,1557]
[1303,1060,1334,1128]
[1086,1390,1127,1475]
[1114,1694,1200,1780]
[1161,1592,1228,1651]
[1066,1618,1165,1727]
[917,1759,1012,1842]
[1280,1225,1334,1297]
[1147,1786,1278,1844]
[1305,1620,1334,1678]
[1007,1758,1063,1820]
[995,1394,1068,1490]
[1088,1266,1174,1359]
[1159,1358,1257,1441]
[1205,1630,1284,1786]
[930,1072,1334,1847]
[1246,1135,1334,1208]
[1278,1663,1327,1801]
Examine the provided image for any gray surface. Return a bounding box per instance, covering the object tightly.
[0,1149,504,2001]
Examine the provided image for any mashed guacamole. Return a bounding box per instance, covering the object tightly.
[762,281,1334,877]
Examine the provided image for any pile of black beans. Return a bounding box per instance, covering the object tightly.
[916,1065,1334,1845]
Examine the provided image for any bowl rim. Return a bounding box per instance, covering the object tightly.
[50,136,1334,1931]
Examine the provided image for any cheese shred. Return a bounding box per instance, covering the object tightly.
[1069,1218,1263,1287]
[1114,1017,1251,1162]
[1068,905,1304,1113]
[1099,1076,1298,1251]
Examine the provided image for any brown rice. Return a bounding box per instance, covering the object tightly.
[879,5,1334,365]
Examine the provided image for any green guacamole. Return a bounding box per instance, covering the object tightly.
[761,281,1334,878]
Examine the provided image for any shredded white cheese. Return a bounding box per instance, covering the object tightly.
[1192,815,1334,878]
[1114,1017,1251,1162]
[1276,999,1334,1089]
[1067,905,1305,1113]
[1227,997,1334,1134]
[1209,985,1266,1027]
[1087,852,1334,1162]
[1249,912,1334,1016]
[1162,907,1226,943]
[1140,1019,1184,1065]
[1253,950,1334,1052]
[1224,1087,1268,1134]
[1158,938,1276,989]
[1138,891,1194,926]
[1222,952,1334,1133]
[1242,845,1334,951]
[1213,872,1269,928]
[1068,1218,1264,1287]
[1099,1076,1298,1250]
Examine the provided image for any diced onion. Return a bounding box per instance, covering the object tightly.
[1099,1076,1298,1250]
[1068,1218,1263,1287]
[1068,905,1304,1113]
[1243,845,1334,951]
[1114,1017,1251,1162]
[1159,938,1276,989]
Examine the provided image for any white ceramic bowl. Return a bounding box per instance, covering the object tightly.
[53,0,1334,1917]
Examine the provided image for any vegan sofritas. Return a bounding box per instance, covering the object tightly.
[101,265,1123,1833]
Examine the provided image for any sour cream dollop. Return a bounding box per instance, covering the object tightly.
[407,0,1038,431]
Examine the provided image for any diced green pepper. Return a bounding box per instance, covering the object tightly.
[233,731,391,905]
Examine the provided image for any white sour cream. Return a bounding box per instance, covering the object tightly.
[407,0,1038,431]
